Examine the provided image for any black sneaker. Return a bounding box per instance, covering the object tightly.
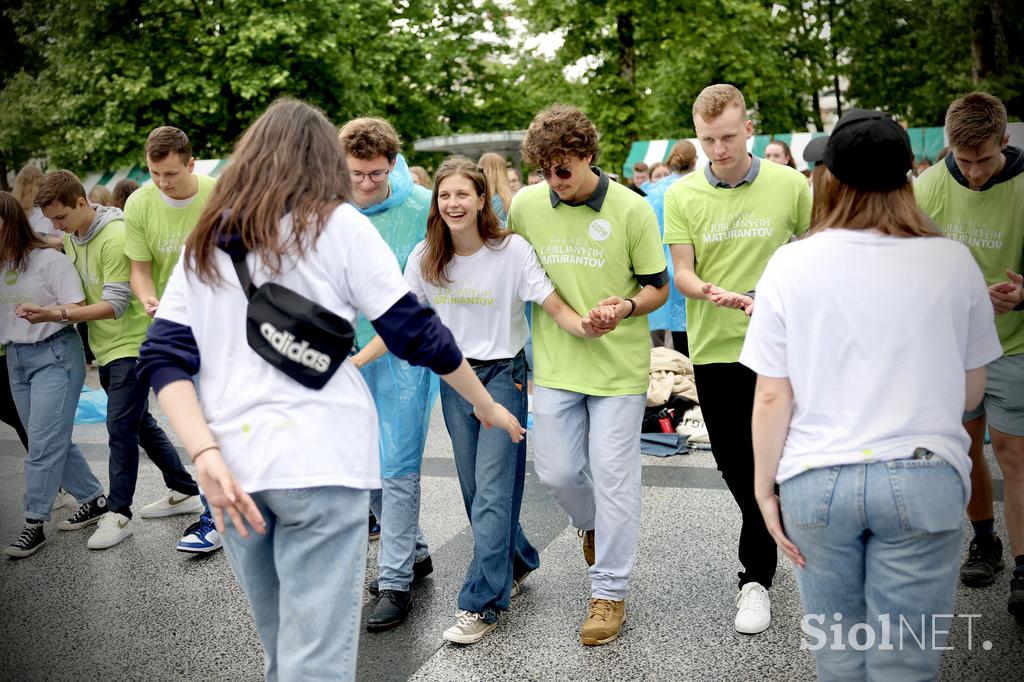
[4,523,46,559]
[960,536,1004,587]
[366,589,413,632]
[57,495,108,531]
[367,554,433,596]
[1010,573,1024,623]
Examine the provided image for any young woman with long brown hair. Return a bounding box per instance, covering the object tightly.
[354,155,599,643]
[135,102,524,680]
[478,152,514,224]
[1,191,106,558]
[742,109,1002,679]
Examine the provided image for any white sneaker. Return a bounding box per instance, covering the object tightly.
[87,513,134,550]
[442,610,497,644]
[139,489,203,519]
[51,489,75,512]
[734,582,771,634]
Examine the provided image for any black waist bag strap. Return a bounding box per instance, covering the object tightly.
[228,249,354,390]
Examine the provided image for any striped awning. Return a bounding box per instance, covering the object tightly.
[624,127,949,177]
[82,158,230,192]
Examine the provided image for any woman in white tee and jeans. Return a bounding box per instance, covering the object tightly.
[136,102,524,681]
[740,109,1003,680]
[354,156,600,643]
[1,191,106,558]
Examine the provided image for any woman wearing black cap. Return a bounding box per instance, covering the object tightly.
[739,109,1002,679]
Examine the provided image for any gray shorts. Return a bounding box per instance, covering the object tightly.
[963,352,1024,436]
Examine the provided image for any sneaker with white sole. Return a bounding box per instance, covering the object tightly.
[442,610,497,644]
[735,582,771,634]
[510,568,532,598]
[87,512,133,550]
[139,490,203,519]
[58,496,108,531]
[4,523,46,558]
[51,489,74,512]
[176,511,223,554]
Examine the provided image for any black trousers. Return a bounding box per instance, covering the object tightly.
[692,361,777,589]
[100,358,198,517]
[0,357,29,450]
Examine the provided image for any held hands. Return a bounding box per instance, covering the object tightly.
[701,283,754,316]
[756,493,805,569]
[474,400,527,443]
[581,297,628,336]
[15,303,56,324]
[989,269,1024,315]
[194,449,266,539]
[143,297,160,317]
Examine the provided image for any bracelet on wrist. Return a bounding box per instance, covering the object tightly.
[625,298,637,318]
[190,439,220,463]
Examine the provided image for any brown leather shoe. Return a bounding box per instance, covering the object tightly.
[580,598,625,645]
[579,528,595,567]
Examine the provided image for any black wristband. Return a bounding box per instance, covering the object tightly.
[625,298,637,318]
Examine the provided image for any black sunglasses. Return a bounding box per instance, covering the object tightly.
[539,165,574,180]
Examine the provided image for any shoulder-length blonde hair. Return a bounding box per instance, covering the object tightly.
[810,168,937,238]
[478,152,513,215]
[421,156,507,287]
[13,165,44,214]
[185,99,352,284]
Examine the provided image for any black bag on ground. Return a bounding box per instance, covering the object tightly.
[228,249,354,390]
[641,394,696,433]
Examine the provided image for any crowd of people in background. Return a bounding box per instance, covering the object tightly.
[0,84,1021,682]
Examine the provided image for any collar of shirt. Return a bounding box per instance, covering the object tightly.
[549,166,609,211]
[704,154,761,189]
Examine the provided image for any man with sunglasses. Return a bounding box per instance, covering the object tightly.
[338,117,438,633]
[663,84,811,635]
[508,104,669,646]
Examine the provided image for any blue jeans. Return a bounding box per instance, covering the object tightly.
[101,357,198,517]
[369,474,430,591]
[221,486,368,682]
[781,459,964,681]
[440,351,539,621]
[7,327,103,520]
[532,386,646,600]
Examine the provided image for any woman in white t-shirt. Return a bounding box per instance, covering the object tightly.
[353,156,599,644]
[135,102,524,681]
[1,191,106,559]
[740,110,1003,679]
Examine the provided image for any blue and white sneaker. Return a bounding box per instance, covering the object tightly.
[176,511,222,554]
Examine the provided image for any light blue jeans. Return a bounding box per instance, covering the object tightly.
[221,486,368,682]
[781,458,964,681]
[369,474,430,591]
[7,327,103,521]
[532,386,647,600]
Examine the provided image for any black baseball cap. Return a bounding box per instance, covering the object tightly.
[803,135,829,164]
[824,109,913,191]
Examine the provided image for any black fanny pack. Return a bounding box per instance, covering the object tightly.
[229,249,354,390]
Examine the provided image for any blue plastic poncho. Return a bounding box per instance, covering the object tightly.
[354,154,440,479]
[644,173,687,333]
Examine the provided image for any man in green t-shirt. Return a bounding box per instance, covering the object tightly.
[124,126,220,554]
[31,171,202,551]
[915,92,1024,621]
[508,104,668,646]
[663,84,811,635]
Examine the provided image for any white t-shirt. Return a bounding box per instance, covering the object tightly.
[27,207,54,235]
[1,248,85,344]
[156,203,409,493]
[404,234,555,360]
[739,229,1002,494]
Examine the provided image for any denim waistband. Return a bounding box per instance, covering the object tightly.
[466,348,525,369]
[7,324,77,348]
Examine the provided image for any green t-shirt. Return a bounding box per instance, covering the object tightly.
[915,162,1024,356]
[663,159,811,364]
[64,222,150,365]
[123,174,217,299]
[508,177,666,395]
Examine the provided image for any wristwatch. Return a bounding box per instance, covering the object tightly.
[59,307,69,322]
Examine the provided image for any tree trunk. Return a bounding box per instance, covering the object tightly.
[617,11,636,88]
[971,1,996,82]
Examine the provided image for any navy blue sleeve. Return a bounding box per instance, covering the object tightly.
[137,318,201,394]
[371,292,463,374]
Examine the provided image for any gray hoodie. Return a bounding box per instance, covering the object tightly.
[66,203,132,318]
